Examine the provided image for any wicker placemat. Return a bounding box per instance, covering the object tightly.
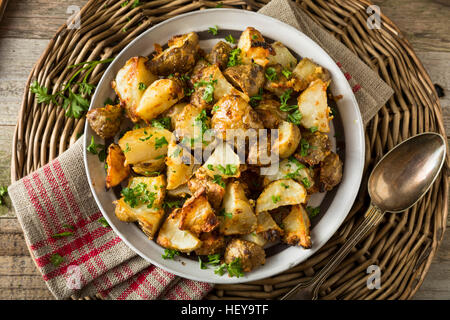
[11,0,448,300]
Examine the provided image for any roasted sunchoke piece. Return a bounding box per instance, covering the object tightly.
[166,138,195,190]
[195,231,226,256]
[282,205,311,249]
[292,57,331,91]
[219,181,257,236]
[224,63,265,97]
[114,176,166,239]
[254,96,288,129]
[188,167,226,209]
[264,63,298,97]
[264,158,316,192]
[87,104,123,139]
[206,41,232,70]
[255,211,283,242]
[297,79,332,133]
[211,95,263,140]
[255,179,307,214]
[267,41,297,70]
[202,142,241,179]
[224,238,266,272]
[135,78,184,122]
[112,56,158,122]
[294,131,331,167]
[156,209,202,252]
[147,32,200,76]
[237,27,274,67]
[178,189,219,235]
[319,152,343,192]
[105,144,130,188]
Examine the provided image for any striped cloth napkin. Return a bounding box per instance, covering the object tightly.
[8,139,213,300]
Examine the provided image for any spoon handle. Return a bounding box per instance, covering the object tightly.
[281,204,384,300]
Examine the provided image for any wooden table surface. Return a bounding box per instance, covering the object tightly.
[0,0,448,300]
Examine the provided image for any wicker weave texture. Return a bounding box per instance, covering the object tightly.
[11,0,448,300]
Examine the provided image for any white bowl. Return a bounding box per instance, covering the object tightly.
[84,9,365,284]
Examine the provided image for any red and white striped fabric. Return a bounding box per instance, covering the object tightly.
[8,139,213,300]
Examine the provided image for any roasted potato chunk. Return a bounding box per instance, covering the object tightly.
[237,27,274,67]
[112,56,158,122]
[297,79,332,133]
[206,41,232,70]
[147,32,200,76]
[272,121,301,159]
[166,139,195,190]
[118,127,172,166]
[203,142,241,179]
[224,63,265,97]
[319,152,343,192]
[264,158,315,191]
[105,144,130,188]
[255,211,283,242]
[156,209,202,252]
[136,79,184,122]
[114,176,166,239]
[267,41,297,70]
[195,232,226,255]
[179,190,219,235]
[87,104,123,139]
[282,205,311,248]
[294,131,331,167]
[224,239,265,272]
[211,95,263,140]
[188,168,226,209]
[174,103,210,147]
[219,182,257,235]
[162,102,188,129]
[255,179,307,214]
[292,58,330,91]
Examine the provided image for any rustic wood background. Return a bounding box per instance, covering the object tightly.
[0,0,448,300]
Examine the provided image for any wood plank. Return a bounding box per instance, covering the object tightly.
[372,0,450,52]
[0,125,14,217]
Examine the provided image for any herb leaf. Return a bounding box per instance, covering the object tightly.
[52,231,74,239]
[208,25,219,35]
[225,34,236,44]
[227,48,241,67]
[98,217,111,228]
[307,206,320,218]
[50,253,64,267]
[162,249,179,260]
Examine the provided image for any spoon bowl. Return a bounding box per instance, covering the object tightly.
[369,133,446,212]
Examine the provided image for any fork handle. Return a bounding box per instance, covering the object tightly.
[282,204,384,300]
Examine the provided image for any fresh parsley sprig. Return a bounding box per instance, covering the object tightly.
[30,58,114,118]
[214,258,244,277]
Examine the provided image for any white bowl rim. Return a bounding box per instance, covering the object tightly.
[83,8,365,284]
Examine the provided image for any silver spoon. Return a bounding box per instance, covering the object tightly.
[281,132,446,300]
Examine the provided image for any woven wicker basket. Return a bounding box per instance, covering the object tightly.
[11,0,448,300]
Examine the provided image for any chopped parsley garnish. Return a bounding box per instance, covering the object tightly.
[249,88,263,107]
[225,34,236,44]
[194,109,210,136]
[307,206,320,218]
[280,183,290,189]
[138,82,147,91]
[207,254,221,266]
[98,217,111,228]
[152,117,171,130]
[121,183,157,209]
[207,164,214,171]
[287,109,302,125]
[184,87,195,96]
[199,257,207,269]
[63,224,75,231]
[301,177,311,188]
[0,186,8,206]
[208,25,219,35]
[271,195,281,204]
[227,48,241,67]
[252,34,258,40]
[131,0,141,8]
[282,69,292,79]
[216,164,237,176]
[279,89,302,124]
[214,258,244,278]
[50,253,64,267]
[194,77,218,103]
[219,208,233,219]
[162,249,179,260]
[300,138,310,157]
[212,105,220,113]
[265,67,278,81]
[283,157,306,179]
[154,136,168,149]
[216,2,223,8]
[310,126,318,133]
[87,136,106,162]
[213,175,226,188]
[123,143,131,153]
[163,200,183,210]
[52,231,74,239]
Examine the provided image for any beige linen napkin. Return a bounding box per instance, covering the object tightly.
[260,0,394,124]
[8,0,393,300]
